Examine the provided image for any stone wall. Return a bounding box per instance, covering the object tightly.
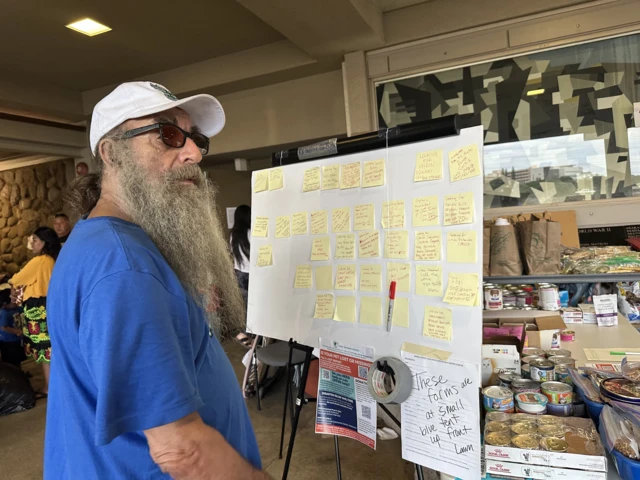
[0,161,68,274]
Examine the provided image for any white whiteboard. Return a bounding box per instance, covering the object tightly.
[247,126,484,363]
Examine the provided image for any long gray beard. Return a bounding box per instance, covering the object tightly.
[114,153,245,338]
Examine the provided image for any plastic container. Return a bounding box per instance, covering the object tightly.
[600,422,640,480]
[582,393,605,429]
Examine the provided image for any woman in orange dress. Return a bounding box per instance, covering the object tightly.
[10,227,61,394]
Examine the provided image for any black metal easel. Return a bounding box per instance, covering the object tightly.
[379,403,425,480]
[282,339,316,480]
[281,341,425,480]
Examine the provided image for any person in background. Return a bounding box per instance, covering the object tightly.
[230,204,252,347]
[9,227,61,394]
[53,213,72,244]
[45,81,263,479]
[0,286,24,369]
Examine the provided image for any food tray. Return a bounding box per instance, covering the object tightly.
[483,412,607,472]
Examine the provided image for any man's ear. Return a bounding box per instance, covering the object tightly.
[98,138,121,167]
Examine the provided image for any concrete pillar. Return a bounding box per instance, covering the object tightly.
[342,51,375,137]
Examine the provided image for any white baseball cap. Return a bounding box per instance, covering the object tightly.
[89,81,225,154]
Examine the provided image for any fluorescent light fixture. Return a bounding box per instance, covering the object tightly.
[527,89,545,96]
[66,18,112,37]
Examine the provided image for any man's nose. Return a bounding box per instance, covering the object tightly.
[178,137,203,165]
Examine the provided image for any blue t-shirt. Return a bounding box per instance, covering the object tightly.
[0,307,20,342]
[44,217,261,479]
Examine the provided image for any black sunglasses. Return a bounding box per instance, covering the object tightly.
[121,123,209,155]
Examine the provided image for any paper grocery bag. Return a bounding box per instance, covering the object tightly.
[517,213,562,274]
[483,226,491,277]
[490,223,523,276]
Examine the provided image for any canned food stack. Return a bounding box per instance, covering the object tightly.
[484,413,608,479]
[484,282,567,311]
[520,347,586,417]
[483,347,586,420]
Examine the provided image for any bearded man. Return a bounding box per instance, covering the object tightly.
[44,82,265,479]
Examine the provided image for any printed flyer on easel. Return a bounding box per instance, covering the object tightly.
[315,338,377,449]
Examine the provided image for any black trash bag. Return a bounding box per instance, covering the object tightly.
[0,362,35,416]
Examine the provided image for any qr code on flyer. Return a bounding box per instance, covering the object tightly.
[361,405,371,420]
[358,365,368,379]
[321,369,330,380]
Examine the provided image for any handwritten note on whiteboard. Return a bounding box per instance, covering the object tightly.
[322,165,339,190]
[414,150,443,182]
[401,351,481,480]
[448,144,481,183]
[303,167,321,192]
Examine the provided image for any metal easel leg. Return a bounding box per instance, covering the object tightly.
[253,336,261,411]
[378,403,425,480]
[281,340,314,480]
[279,344,294,459]
[334,435,343,479]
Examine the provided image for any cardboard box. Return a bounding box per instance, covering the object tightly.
[580,304,597,324]
[487,315,567,350]
[482,344,521,386]
[485,460,606,480]
[484,443,607,472]
[561,307,583,324]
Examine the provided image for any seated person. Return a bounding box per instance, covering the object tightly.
[0,288,24,369]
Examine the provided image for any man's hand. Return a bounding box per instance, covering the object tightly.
[144,413,270,480]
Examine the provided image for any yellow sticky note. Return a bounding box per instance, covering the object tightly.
[275,216,290,238]
[315,266,333,290]
[333,296,356,322]
[268,168,284,190]
[332,207,351,233]
[294,265,312,289]
[335,234,355,260]
[314,294,334,319]
[254,171,269,193]
[382,200,405,229]
[340,162,361,189]
[363,159,385,188]
[253,217,268,237]
[415,230,441,261]
[311,237,331,261]
[443,192,474,225]
[387,262,411,292]
[384,230,409,259]
[413,196,439,227]
[391,297,409,328]
[416,265,442,296]
[257,245,273,267]
[335,264,356,290]
[360,297,382,325]
[449,144,481,183]
[354,204,374,231]
[423,306,453,341]
[310,210,328,234]
[322,165,339,190]
[401,342,452,360]
[303,167,321,192]
[292,212,308,235]
[359,264,382,292]
[414,149,443,182]
[447,231,477,263]
[443,273,479,306]
[359,231,380,258]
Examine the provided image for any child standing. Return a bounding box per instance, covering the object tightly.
[0,293,23,369]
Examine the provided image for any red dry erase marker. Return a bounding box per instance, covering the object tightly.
[386,281,397,332]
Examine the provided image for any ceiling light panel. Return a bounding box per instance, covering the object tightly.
[66,18,112,37]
